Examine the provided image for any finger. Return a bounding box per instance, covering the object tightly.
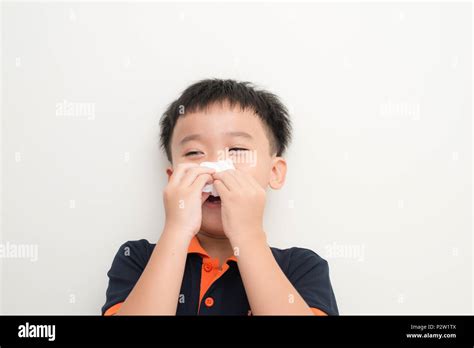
[189,174,211,204]
[190,173,214,196]
[201,191,211,204]
[225,168,249,188]
[212,170,240,191]
[212,179,229,200]
[181,166,216,187]
[169,163,199,185]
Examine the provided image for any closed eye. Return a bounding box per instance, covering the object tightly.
[185,150,204,157]
[229,147,249,152]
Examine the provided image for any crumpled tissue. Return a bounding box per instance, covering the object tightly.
[200,159,235,196]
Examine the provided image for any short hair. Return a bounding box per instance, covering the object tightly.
[159,78,292,162]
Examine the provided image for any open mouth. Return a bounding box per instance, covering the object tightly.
[205,195,221,205]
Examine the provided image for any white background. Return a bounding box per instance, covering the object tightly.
[1,1,472,314]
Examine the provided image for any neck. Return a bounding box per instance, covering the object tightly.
[197,231,234,265]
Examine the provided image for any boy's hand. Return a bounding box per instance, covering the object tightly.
[163,163,215,241]
[212,169,267,245]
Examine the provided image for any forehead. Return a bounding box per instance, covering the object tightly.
[171,102,268,145]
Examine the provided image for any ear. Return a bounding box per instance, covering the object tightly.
[269,157,287,190]
[166,165,173,183]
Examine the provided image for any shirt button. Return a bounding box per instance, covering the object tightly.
[203,263,213,272]
[204,297,214,308]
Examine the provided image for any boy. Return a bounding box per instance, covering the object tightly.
[102,79,338,315]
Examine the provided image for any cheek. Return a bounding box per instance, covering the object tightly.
[234,163,269,188]
[173,158,188,165]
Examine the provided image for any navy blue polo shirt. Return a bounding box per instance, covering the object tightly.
[102,236,339,316]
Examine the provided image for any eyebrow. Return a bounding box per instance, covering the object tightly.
[179,131,253,145]
[226,131,253,139]
[179,134,202,145]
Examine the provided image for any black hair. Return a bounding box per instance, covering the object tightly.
[159,78,292,162]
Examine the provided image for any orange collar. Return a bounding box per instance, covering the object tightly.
[187,235,238,263]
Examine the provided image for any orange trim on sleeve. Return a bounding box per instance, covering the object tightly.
[103,302,123,316]
[310,307,328,316]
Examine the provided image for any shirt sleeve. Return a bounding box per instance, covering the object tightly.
[287,248,339,316]
[101,239,151,315]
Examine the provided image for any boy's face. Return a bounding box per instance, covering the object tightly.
[167,101,287,237]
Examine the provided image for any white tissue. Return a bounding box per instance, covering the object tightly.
[200,159,235,196]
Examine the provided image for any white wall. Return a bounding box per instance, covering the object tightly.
[1,1,471,314]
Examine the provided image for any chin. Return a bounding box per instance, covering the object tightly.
[200,209,226,237]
